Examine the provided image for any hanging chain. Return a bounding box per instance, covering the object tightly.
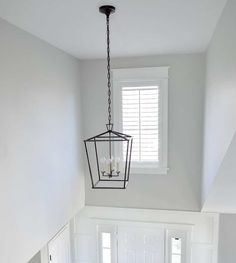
[106,13,112,126]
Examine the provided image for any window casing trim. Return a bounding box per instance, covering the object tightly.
[166,229,190,263]
[112,67,169,175]
[97,225,117,263]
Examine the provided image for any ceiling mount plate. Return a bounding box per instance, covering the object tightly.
[99,5,116,16]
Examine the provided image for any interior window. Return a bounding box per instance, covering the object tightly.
[112,67,169,174]
[171,237,182,263]
[98,225,116,263]
[167,230,187,263]
[122,85,160,163]
[101,233,111,263]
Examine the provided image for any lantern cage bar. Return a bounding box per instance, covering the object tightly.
[84,128,133,189]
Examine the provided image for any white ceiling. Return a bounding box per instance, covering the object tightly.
[0,0,227,59]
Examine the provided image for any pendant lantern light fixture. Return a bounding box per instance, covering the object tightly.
[84,5,133,189]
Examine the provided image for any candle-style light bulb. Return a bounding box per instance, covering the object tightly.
[105,158,110,174]
[100,157,106,174]
[111,156,116,171]
[115,157,121,173]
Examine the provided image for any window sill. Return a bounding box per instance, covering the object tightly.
[130,166,169,175]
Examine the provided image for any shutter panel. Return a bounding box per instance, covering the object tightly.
[122,86,160,163]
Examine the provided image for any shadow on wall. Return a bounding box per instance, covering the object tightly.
[28,252,41,263]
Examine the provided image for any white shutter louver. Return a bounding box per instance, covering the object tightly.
[122,86,160,163]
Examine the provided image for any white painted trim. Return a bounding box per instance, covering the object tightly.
[95,218,194,231]
[49,224,70,243]
[97,224,117,263]
[112,67,169,81]
[75,206,219,263]
[73,206,219,263]
[112,67,169,175]
[48,224,71,263]
[81,206,219,224]
[166,229,190,263]
[40,246,49,263]
[96,220,190,263]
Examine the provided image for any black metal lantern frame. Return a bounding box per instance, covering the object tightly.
[84,5,133,189]
[84,127,132,189]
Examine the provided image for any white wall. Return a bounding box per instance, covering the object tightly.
[81,54,205,211]
[202,134,236,213]
[203,0,236,203]
[72,206,219,263]
[0,18,85,263]
[218,214,236,263]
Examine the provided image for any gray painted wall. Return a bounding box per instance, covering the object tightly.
[203,0,236,203]
[81,54,205,211]
[28,252,41,263]
[0,18,85,263]
[218,214,236,263]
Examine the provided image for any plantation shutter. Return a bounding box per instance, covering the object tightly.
[122,85,160,163]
